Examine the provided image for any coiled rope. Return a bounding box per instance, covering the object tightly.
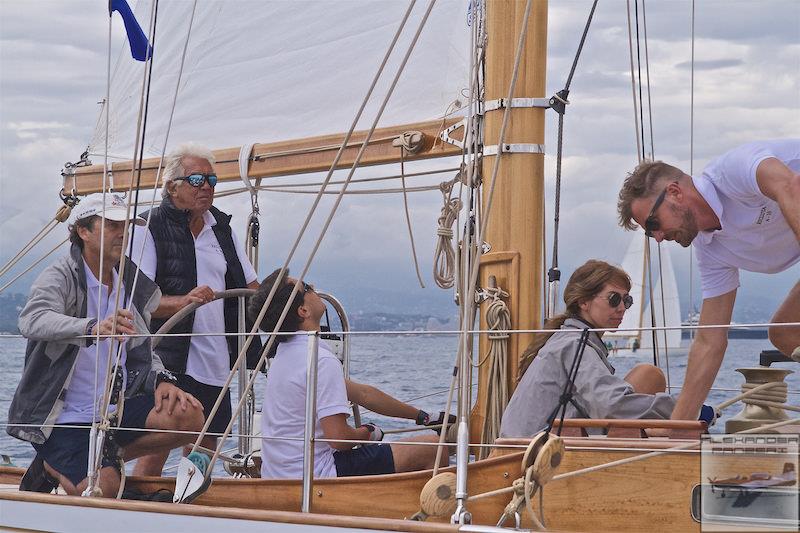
[433,172,463,289]
[478,286,511,459]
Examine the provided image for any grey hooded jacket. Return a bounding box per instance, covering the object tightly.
[7,244,163,445]
[500,317,676,438]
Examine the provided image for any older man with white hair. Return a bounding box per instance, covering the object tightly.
[128,143,262,475]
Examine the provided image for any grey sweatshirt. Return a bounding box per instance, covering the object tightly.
[500,317,675,438]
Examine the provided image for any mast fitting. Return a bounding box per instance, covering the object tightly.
[483,143,545,156]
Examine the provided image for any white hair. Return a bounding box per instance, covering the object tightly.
[161,143,216,198]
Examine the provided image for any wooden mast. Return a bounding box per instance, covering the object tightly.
[61,119,460,195]
[472,0,548,441]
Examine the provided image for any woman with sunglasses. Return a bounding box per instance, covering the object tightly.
[500,259,676,437]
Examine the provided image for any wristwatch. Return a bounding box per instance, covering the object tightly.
[85,318,98,347]
[155,369,179,388]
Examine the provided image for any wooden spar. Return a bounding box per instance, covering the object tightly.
[472,0,548,441]
[61,118,461,195]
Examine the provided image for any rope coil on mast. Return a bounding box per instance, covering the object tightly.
[433,170,464,289]
[478,283,510,460]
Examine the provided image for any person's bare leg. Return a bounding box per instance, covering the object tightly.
[124,400,204,464]
[769,280,800,358]
[45,462,120,498]
[389,435,449,473]
[184,436,218,457]
[624,363,667,395]
[132,450,170,476]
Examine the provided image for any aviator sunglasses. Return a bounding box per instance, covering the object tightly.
[607,291,634,309]
[175,173,218,188]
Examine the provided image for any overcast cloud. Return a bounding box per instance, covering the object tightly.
[0,0,798,321]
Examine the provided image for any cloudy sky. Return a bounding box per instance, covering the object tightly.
[0,0,798,321]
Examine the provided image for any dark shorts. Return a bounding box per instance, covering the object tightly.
[333,443,395,477]
[176,374,231,435]
[32,394,154,487]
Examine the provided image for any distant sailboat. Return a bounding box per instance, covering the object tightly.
[606,230,683,354]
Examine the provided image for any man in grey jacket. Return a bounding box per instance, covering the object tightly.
[7,193,204,497]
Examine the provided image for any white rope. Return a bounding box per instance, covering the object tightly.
[0,237,69,294]
[190,1,436,481]
[433,175,463,289]
[0,216,63,279]
[398,139,426,288]
[479,287,511,459]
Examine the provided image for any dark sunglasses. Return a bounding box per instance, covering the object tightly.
[175,173,218,188]
[607,291,634,309]
[643,183,673,237]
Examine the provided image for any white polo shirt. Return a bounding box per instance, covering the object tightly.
[260,335,351,479]
[693,139,800,299]
[57,263,127,424]
[128,210,257,386]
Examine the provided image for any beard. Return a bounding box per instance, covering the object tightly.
[670,203,699,247]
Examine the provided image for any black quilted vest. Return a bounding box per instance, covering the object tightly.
[141,197,262,374]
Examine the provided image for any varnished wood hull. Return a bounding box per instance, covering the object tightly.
[7,435,791,531]
[1,438,712,531]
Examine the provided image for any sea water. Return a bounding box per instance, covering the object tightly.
[0,334,798,471]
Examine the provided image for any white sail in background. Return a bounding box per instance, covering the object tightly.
[640,245,682,349]
[606,230,646,341]
[90,1,471,159]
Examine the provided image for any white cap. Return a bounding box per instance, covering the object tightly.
[71,193,145,226]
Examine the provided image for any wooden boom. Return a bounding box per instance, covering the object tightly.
[61,118,461,195]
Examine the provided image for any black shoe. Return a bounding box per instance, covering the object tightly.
[19,454,58,493]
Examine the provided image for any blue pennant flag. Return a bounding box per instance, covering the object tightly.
[109,0,152,62]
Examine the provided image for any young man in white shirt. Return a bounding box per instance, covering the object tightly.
[617,139,800,422]
[249,269,452,479]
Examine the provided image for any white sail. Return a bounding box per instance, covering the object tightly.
[606,230,646,341]
[640,244,682,349]
[89,1,471,160]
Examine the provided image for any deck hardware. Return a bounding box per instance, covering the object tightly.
[438,119,466,149]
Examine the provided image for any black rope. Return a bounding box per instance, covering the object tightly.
[127,0,160,307]
[545,328,590,436]
[634,0,646,161]
[547,0,598,289]
[641,0,655,160]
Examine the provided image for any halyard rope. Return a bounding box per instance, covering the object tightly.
[433,174,463,289]
[478,287,510,459]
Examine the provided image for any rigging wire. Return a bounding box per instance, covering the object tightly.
[0,238,69,295]
[190,0,437,484]
[688,0,697,342]
[625,0,643,161]
[546,0,599,320]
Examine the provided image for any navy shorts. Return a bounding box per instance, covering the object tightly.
[333,443,395,477]
[32,394,154,487]
[176,374,231,435]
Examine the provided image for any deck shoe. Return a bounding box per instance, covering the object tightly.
[19,454,58,493]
